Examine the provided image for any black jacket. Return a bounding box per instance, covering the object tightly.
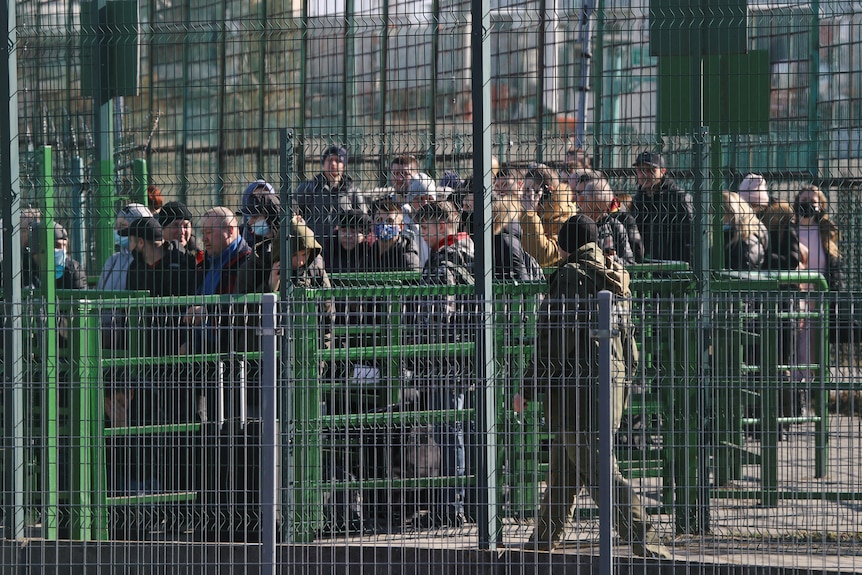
[366,234,423,273]
[126,247,199,297]
[296,173,367,256]
[493,226,544,281]
[632,177,694,262]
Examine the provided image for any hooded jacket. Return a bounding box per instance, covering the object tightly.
[535,242,633,383]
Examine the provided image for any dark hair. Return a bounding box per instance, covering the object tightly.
[413,201,460,225]
[371,199,403,215]
[391,154,419,169]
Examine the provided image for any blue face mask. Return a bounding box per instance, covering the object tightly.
[54,249,66,279]
[114,230,130,250]
[251,220,271,238]
[723,223,733,232]
[374,222,400,242]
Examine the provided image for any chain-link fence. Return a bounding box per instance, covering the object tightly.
[4,0,862,572]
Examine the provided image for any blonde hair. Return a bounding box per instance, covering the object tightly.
[761,201,795,245]
[723,191,762,243]
[492,196,521,235]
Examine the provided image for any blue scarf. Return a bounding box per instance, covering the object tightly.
[199,237,244,295]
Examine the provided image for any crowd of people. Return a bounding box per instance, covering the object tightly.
[11,145,847,545]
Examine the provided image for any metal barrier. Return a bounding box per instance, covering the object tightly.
[5,266,851,547]
[710,271,830,507]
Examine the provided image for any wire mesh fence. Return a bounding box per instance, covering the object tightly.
[4,0,862,572]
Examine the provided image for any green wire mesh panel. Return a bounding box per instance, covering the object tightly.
[5,0,862,572]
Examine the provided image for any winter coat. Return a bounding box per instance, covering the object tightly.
[296,173,368,256]
[366,233,423,274]
[632,177,694,262]
[493,226,544,282]
[520,192,578,268]
[596,213,636,266]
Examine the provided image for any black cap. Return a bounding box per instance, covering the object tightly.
[119,217,164,242]
[558,214,598,253]
[632,151,664,168]
[321,145,348,166]
[158,201,193,226]
[338,209,370,230]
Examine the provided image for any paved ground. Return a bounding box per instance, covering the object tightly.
[316,413,862,573]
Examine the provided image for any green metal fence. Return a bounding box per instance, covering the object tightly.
[6,0,862,572]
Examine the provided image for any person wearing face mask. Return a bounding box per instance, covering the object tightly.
[234,194,283,295]
[366,200,422,273]
[97,202,153,290]
[794,185,846,401]
[26,221,87,290]
[794,184,844,291]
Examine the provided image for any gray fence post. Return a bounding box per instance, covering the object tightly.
[261,293,278,574]
[597,290,614,571]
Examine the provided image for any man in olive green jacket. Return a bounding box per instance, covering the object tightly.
[524,214,671,559]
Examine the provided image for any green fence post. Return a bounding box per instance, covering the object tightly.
[36,146,60,539]
[291,288,323,542]
[68,300,108,541]
[760,299,779,506]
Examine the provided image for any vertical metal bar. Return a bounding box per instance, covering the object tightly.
[92,0,117,275]
[342,0,355,146]
[429,0,440,171]
[807,0,820,177]
[535,0,546,162]
[37,147,59,540]
[132,158,147,206]
[591,0,605,166]
[278,128,297,541]
[180,0,190,203]
[260,293,278,575]
[218,361,226,427]
[574,0,595,149]
[257,0,268,175]
[597,291,614,572]
[471,0,499,550]
[69,302,108,540]
[69,157,85,264]
[238,358,247,428]
[2,0,25,539]
[296,2,309,181]
[377,0,390,186]
[215,0,227,206]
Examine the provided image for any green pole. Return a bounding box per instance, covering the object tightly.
[69,302,108,541]
[36,147,59,539]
